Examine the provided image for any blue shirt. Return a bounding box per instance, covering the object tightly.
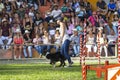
[108,3,116,10]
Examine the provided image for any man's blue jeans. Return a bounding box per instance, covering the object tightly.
[61,39,72,64]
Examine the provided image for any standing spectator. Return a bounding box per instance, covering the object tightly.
[13,29,24,59]
[88,11,99,33]
[33,34,43,58]
[23,30,33,58]
[0,18,12,49]
[57,19,73,67]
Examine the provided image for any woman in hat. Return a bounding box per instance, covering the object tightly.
[23,30,33,58]
[86,28,97,57]
[13,29,24,59]
[96,27,108,57]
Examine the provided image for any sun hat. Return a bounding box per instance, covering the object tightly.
[24,30,30,34]
[15,29,21,33]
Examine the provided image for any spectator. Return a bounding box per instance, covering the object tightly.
[23,30,33,58]
[48,20,56,38]
[51,4,62,20]
[54,28,61,52]
[111,12,119,36]
[88,11,99,33]
[0,18,12,49]
[4,0,13,16]
[86,28,97,57]
[107,29,117,56]
[13,29,24,59]
[116,0,120,17]
[42,30,51,54]
[23,13,33,33]
[83,0,92,17]
[96,0,107,15]
[107,0,116,18]
[33,34,43,58]
[70,28,80,57]
[97,27,108,57]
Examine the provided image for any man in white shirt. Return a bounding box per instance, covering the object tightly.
[51,4,62,20]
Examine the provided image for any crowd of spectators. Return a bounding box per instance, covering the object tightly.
[0,0,119,59]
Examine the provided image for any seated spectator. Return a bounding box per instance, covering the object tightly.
[4,0,13,16]
[54,28,61,52]
[86,28,97,57]
[116,0,120,17]
[107,29,117,56]
[97,27,108,57]
[51,4,62,20]
[34,22,44,36]
[75,21,83,35]
[48,20,56,38]
[107,0,116,18]
[13,29,24,59]
[70,29,80,57]
[0,18,12,49]
[0,0,4,14]
[96,0,107,15]
[23,30,33,58]
[33,34,43,58]
[23,13,33,33]
[42,30,51,54]
[83,0,92,17]
[75,5,86,21]
[111,12,119,36]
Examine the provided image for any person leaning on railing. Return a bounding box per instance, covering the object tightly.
[13,29,24,59]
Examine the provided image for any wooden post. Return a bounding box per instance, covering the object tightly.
[82,21,87,80]
[118,20,120,63]
[80,35,83,64]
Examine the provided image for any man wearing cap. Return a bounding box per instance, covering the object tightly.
[0,18,12,49]
[70,29,80,57]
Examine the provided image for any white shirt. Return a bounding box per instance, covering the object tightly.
[107,35,117,44]
[51,9,62,18]
[59,25,69,44]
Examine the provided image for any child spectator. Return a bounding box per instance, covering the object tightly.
[33,34,43,58]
